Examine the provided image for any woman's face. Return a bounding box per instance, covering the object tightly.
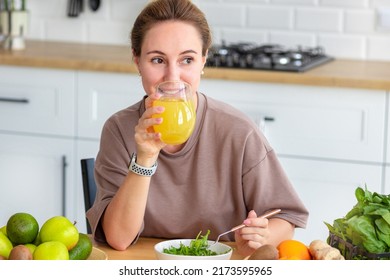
[134,20,207,97]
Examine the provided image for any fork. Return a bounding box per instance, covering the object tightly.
[208,208,282,248]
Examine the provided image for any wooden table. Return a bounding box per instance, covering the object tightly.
[92,237,244,260]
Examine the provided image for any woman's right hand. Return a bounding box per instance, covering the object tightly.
[134,93,166,163]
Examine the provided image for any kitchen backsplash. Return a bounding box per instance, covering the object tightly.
[24,0,390,61]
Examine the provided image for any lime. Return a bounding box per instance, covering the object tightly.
[0,231,13,259]
[69,233,93,260]
[6,213,39,245]
[33,231,41,246]
[33,241,69,260]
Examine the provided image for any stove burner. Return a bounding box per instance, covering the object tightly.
[206,43,333,72]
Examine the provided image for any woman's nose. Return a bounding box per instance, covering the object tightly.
[165,64,180,81]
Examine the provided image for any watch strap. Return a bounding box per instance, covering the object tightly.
[129,152,157,177]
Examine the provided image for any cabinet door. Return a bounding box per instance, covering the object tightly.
[74,139,100,233]
[200,80,386,163]
[0,134,75,227]
[0,66,75,137]
[77,71,145,140]
[279,157,383,244]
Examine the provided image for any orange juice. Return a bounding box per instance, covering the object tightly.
[153,99,196,145]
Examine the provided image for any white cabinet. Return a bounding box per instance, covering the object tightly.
[0,66,76,136]
[0,134,75,227]
[77,71,144,139]
[0,66,76,226]
[200,80,386,163]
[279,157,383,244]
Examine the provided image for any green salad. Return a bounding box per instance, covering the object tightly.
[163,230,223,256]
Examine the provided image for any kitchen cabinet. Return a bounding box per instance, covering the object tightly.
[278,157,383,244]
[200,80,386,163]
[0,134,75,227]
[77,71,144,140]
[0,66,76,226]
[0,66,76,137]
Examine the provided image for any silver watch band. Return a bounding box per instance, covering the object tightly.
[128,153,157,177]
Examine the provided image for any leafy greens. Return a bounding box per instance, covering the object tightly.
[325,186,390,257]
[163,230,223,256]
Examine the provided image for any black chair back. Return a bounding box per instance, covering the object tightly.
[80,158,97,234]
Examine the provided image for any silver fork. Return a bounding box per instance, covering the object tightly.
[208,208,282,248]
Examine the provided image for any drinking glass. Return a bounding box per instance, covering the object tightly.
[152,81,196,145]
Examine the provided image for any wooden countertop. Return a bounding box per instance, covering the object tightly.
[92,237,244,260]
[1,40,390,91]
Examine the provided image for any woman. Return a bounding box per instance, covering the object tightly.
[87,0,308,258]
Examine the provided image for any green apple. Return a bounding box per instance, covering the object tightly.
[0,225,7,236]
[24,243,37,254]
[33,241,69,260]
[40,216,79,250]
[0,231,13,259]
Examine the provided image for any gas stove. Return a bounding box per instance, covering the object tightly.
[206,42,333,72]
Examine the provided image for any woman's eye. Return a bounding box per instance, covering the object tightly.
[182,57,193,64]
[151,57,164,64]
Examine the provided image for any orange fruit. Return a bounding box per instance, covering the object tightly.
[277,239,312,260]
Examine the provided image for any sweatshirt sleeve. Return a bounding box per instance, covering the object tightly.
[86,113,137,243]
[241,130,309,228]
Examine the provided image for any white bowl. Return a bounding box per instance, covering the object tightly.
[154,239,232,260]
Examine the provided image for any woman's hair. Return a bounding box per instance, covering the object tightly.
[131,0,212,57]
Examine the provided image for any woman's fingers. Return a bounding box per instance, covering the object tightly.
[144,92,162,109]
[136,106,164,132]
[238,209,271,248]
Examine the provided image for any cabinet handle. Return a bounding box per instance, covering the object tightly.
[0,97,29,103]
[258,116,275,134]
[263,116,275,122]
[62,155,68,217]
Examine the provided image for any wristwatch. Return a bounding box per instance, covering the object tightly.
[128,152,157,177]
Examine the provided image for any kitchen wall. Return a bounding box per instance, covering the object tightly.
[26,0,390,61]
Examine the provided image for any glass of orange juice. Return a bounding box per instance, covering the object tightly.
[152,81,196,145]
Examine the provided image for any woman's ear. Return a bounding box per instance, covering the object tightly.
[202,49,209,67]
[132,49,139,65]
[132,49,141,74]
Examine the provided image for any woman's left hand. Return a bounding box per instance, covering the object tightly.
[234,210,271,257]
